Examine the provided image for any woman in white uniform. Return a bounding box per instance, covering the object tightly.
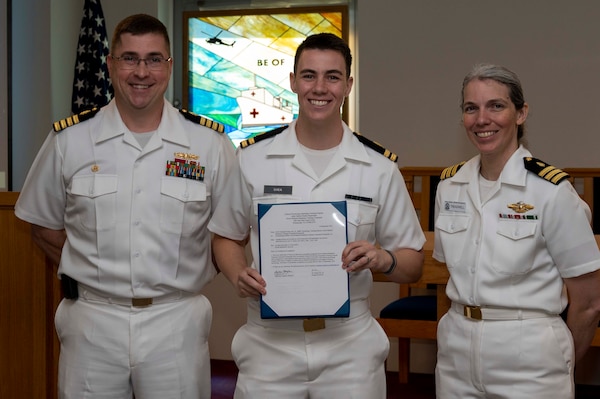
[433,63,600,398]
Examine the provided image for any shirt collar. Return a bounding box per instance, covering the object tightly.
[266,120,371,164]
[95,100,189,147]
[453,145,531,187]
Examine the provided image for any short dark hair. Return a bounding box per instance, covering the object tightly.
[294,33,352,78]
[111,14,170,55]
[461,63,527,140]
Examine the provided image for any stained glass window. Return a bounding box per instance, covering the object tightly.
[183,6,348,146]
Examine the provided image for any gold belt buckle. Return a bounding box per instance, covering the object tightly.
[132,297,153,307]
[464,305,482,320]
[303,318,326,332]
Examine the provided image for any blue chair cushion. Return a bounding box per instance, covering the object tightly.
[380,295,437,321]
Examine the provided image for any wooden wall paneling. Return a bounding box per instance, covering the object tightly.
[0,192,59,399]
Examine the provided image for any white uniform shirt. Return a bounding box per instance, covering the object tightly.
[434,145,600,313]
[15,100,236,297]
[208,120,425,318]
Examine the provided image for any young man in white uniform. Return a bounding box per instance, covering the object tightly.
[15,14,235,399]
[208,33,425,399]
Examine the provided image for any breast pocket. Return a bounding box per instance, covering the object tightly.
[492,220,537,275]
[69,174,118,231]
[252,195,302,216]
[160,176,208,236]
[346,200,379,242]
[435,213,471,268]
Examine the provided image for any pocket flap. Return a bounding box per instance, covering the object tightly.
[435,214,470,234]
[252,196,301,215]
[161,176,206,202]
[496,220,537,240]
[346,201,379,226]
[70,175,118,198]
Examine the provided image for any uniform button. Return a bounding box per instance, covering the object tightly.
[183,193,189,199]
[134,221,140,226]
[450,223,455,232]
[134,251,140,258]
[469,297,474,304]
[135,188,141,194]
[470,268,476,274]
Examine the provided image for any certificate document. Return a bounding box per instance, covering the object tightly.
[257,201,350,318]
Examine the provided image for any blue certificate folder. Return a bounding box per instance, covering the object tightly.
[257,201,350,319]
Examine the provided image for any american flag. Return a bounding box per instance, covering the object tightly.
[71,0,113,114]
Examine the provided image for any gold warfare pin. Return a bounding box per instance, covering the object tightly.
[174,152,199,161]
[507,201,534,213]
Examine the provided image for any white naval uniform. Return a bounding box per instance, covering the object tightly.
[208,120,425,399]
[15,100,236,399]
[433,145,600,398]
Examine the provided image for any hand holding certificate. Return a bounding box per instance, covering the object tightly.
[257,201,350,318]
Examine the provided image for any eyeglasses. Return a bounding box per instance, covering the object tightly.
[111,54,172,70]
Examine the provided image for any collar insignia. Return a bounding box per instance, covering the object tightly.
[507,201,534,213]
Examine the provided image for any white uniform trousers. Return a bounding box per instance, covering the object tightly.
[435,308,574,398]
[54,294,212,399]
[231,310,389,399]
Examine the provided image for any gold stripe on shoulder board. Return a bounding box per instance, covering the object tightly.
[440,161,466,180]
[352,132,398,162]
[179,109,225,133]
[523,157,570,185]
[239,126,288,149]
[53,107,100,132]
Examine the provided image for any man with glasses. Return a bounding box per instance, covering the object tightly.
[15,13,235,399]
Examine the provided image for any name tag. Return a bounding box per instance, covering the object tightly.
[264,185,293,195]
[444,201,466,213]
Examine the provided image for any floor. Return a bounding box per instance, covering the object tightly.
[210,359,600,399]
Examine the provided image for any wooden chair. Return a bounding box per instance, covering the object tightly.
[373,167,444,383]
[564,168,600,233]
[400,167,444,231]
[374,231,450,383]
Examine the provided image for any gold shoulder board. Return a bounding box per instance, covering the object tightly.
[352,132,398,163]
[523,157,570,185]
[440,161,466,180]
[239,126,287,149]
[53,107,100,132]
[179,109,225,133]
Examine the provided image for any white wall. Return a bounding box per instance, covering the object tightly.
[0,0,7,191]
[356,0,600,169]
[11,0,52,190]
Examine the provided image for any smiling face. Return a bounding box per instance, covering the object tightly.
[462,78,528,160]
[108,32,172,117]
[290,48,353,126]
